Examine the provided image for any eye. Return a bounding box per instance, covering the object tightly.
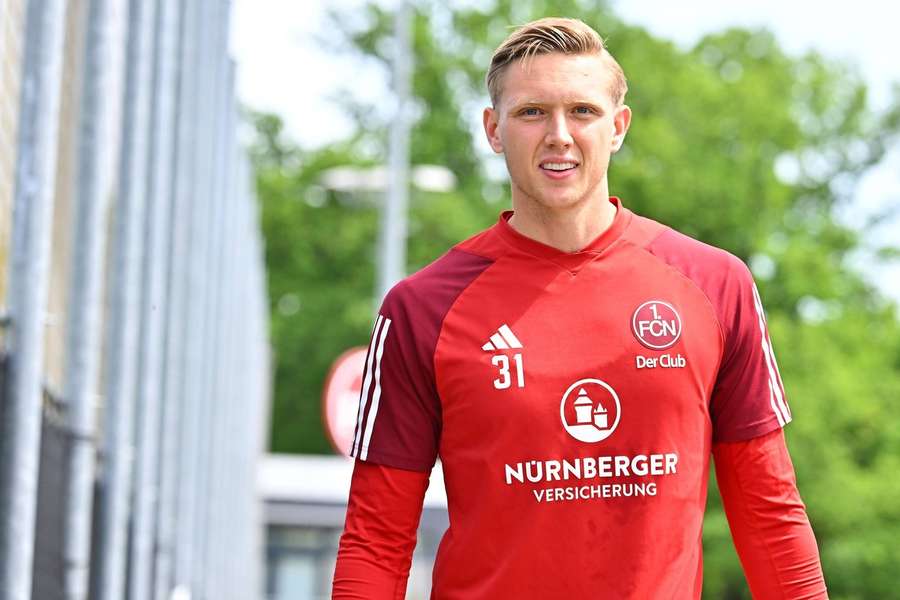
[519,107,542,117]
[573,106,595,115]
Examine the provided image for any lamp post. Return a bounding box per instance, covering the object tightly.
[381,0,413,302]
[319,3,458,304]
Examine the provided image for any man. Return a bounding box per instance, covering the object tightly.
[333,17,828,599]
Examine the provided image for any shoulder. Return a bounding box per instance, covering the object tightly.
[626,214,756,344]
[389,249,494,306]
[381,240,496,329]
[629,213,752,293]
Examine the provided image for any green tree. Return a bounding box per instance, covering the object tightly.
[251,2,900,596]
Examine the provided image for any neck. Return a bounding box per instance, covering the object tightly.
[508,191,616,253]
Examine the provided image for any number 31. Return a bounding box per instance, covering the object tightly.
[492,353,525,389]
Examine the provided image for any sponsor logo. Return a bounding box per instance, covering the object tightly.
[631,300,682,350]
[559,378,621,443]
[500,379,679,505]
[481,323,522,352]
[503,453,680,504]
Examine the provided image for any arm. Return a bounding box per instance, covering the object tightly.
[332,460,430,599]
[713,428,828,599]
[335,263,483,596]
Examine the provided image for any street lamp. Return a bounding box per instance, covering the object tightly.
[319,164,456,195]
[318,162,457,301]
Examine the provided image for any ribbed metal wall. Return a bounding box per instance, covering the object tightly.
[0,2,270,600]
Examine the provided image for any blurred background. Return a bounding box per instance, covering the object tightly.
[1,1,899,600]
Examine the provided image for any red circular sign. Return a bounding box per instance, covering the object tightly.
[631,300,682,350]
[322,347,368,456]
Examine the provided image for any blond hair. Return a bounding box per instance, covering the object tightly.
[486,17,628,107]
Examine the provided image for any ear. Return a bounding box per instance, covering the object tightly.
[483,107,504,153]
[610,104,632,153]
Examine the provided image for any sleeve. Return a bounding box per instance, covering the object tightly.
[713,428,828,599]
[710,258,792,442]
[332,460,430,599]
[348,283,442,472]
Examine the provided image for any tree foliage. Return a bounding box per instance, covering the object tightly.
[251,1,900,596]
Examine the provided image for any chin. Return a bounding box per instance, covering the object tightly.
[533,191,585,211]
[512,180,588,211]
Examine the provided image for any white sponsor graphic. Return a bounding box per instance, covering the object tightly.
[482,324,525,389]
[503,453,679,504]
[559,379,621,443]
[534,483,658,502]
[507,381,680,505]
[632,300,682,350]
[505,454,679,485]
[635,353,686,369]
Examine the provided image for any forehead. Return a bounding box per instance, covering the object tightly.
[500,52,615,108]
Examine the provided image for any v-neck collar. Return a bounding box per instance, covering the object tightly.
[494,197,632,273]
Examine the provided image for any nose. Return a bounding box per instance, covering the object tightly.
[544,112,573,148]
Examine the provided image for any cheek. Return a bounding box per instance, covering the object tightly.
[581,135,613,158]
[580,120,612,142]
[506,149,530,174]
[502,136,530,163]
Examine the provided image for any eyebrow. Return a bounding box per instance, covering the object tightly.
[508,100,606,112]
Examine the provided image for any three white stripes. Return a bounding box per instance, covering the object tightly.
[482,324,522,351]
[352,314,392,460]
[751,284,792,427]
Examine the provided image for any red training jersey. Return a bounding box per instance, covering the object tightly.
[349,197,793,598]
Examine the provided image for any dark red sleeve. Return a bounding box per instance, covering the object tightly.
[713,429,828,599]
[349,249,493,471]
[332,460,430,599]
[648,229,792,442]
[708,258,792,441]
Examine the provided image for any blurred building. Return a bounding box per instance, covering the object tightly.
[259,455,449,600]
[0,0,26,313]
[42,0,89,392]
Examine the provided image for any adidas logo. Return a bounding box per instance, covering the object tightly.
[481,324,523,351]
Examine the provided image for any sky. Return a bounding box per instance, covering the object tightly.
[229,0,900,300]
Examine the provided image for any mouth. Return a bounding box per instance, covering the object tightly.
[539,160,579,178]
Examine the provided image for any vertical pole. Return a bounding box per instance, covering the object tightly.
[184,0,213,595]
[154,0,194,597]
[216,94,240,600]
[0,0,67,598]
[236,163,252,600]
[240,152,269,600]
[95,0,156,597]
[128,0,178,598]
[172,0,203,594]
[59,0,121,596]
[377,0,413,301]
[240,161,253,600]
[248,168,271,600]
[189,1,220,594]
[223,62,240,600]
[200,19,232,600]
[225,161,244,600]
